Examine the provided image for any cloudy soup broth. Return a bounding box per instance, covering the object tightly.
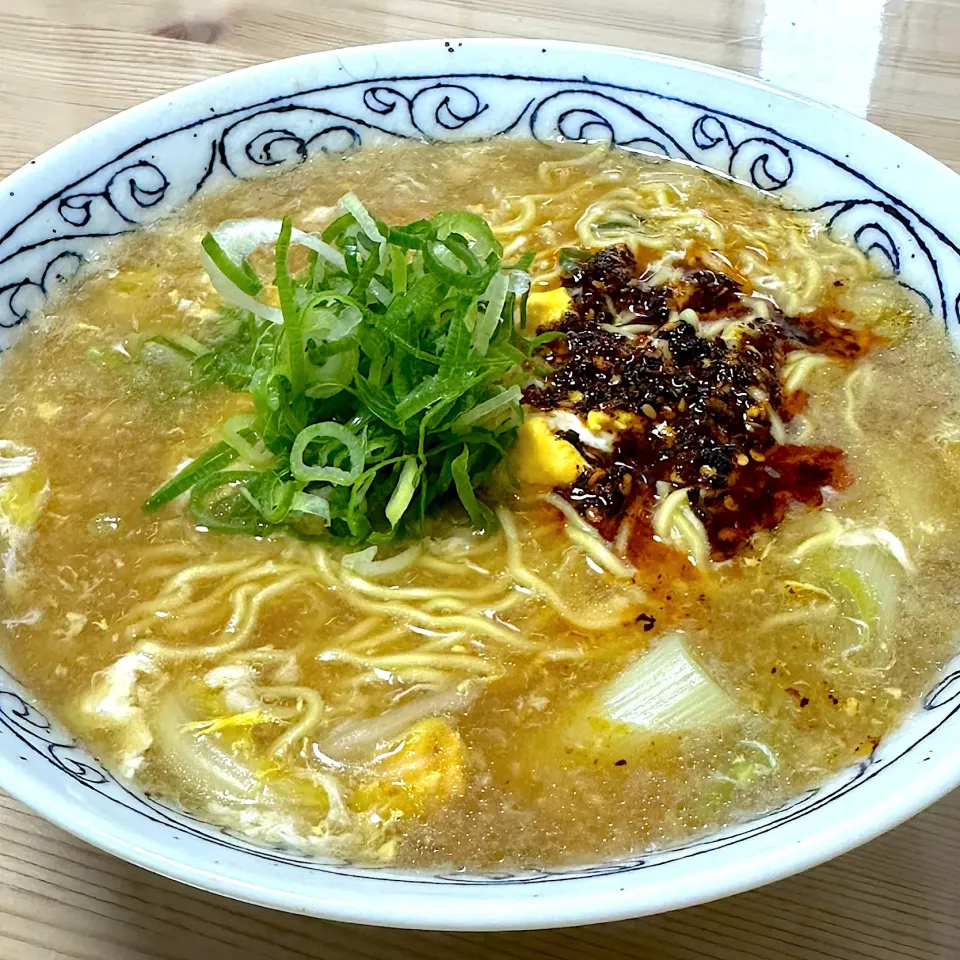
[0,140,958,870]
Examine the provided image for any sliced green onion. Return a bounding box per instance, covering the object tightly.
[423,235,494,292]
[304,298,363,343]
[835,526,913,572]
[801,534,907,637]
[144,332,210,358]
[596,634,740,732]
[275,217,306,396]
[0,441,34,479]
[368,277,394,306]
[451,446,495,531]
[385,457,421,528]
[291,490,331,521]
[249,473,297,524]
[386,219,433,251]
[723,740,779,785]
[503,251,535,272]
[337,192,384,244]
[210,218,347,273]
[201,232,263,297]
[390,245,408,295]
[507,269,531,295]
[290,422,365,485]
[558,247,592,272]
[143,442,239,511]
[221,415,273,467]
[433,211,501,261]
[200,235,282,324]
[377,273,446,361]
[189,469,265,534]
[472,273,510,355]
[304,345,359,399]
[149,197,532,545]
[452,385,522,431]
[200,218,347,323]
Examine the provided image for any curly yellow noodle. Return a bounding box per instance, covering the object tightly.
[259,685,324,757]
[844,363,877,435]
[783,351,834,394]
[140,572,316,661]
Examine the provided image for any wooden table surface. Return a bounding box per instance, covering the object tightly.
[2,1,960,957]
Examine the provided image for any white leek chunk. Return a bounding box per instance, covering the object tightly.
[596,633,738,732]
[789,519,912,638]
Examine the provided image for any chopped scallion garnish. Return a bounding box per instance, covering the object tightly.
[144,196,532,542]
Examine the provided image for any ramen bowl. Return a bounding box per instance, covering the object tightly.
[1,37,959,931]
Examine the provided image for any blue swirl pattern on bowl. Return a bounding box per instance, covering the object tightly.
[2,74,960,337]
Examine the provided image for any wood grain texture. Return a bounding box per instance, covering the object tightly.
[1,1,960,956]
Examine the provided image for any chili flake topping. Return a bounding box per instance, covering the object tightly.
[523,245,878,560]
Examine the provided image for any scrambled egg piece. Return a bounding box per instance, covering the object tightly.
[112,267,160,296]
[512,416,587,486]
[350,718,465,820]
[182,708,280,738]
[525,287,573,330]
[35,402,62,423]
[108,266,213,324]
[548,410,618,453]
[0,460,49,597]
[80,651,157,778]
[586,410,615,433]
[585,409,641,434]
[0,464,48,529]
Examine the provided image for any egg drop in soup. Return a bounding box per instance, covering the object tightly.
[1,140,959,870]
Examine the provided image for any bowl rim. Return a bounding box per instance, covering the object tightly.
[2,35,960,931]
[5,35,960,218]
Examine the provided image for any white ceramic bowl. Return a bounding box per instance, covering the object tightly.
[2,38,960,932]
